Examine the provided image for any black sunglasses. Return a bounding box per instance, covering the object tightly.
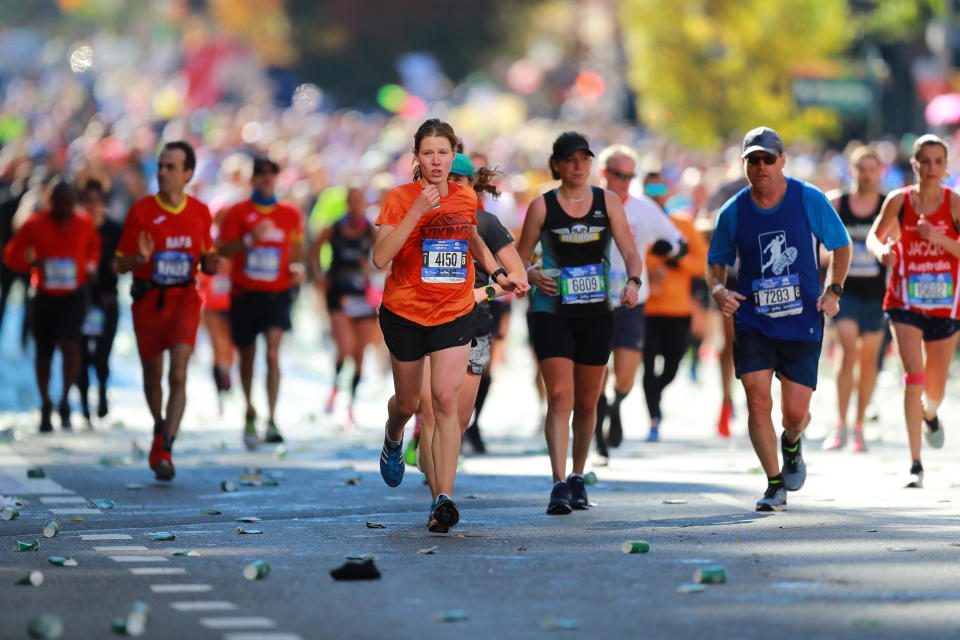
[606,168,636,181]
[746,154,778,166]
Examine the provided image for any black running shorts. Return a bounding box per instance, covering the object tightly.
[379,304,478,362]
[229,289,294,348]
[531,311,614,366]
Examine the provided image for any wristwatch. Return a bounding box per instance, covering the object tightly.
[826,283,844,298]
[627,276,642,287]
[484,285,496,301]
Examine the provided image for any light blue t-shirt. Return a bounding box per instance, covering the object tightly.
[708,180,850,266]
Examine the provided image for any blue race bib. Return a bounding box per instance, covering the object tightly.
[560,264,606,305]
[421,238,467,284]
[153,251,192,285]
[244,246,281,281]
[752,274,802,318]
[43,258,77,290]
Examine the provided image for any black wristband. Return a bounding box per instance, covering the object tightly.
[627,276,642,287]
[491,267,508,282]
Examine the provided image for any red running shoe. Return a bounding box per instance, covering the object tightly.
[717,400,732,438]
[149,435,175,481]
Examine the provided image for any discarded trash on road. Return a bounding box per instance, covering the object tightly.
[48,556,77,567]
[434,611,469,622]
[149,532,176,541]
[16,571,44,586]
[27,613,62,639]
[694,566,726,584]
[621,541,651,554]
[243,560,271,580]
[13,539,40,552]
[26,467,46,478]
[236,527,264,534]
[43,520,61,538]
[365,521,387,529]
[330,558,381,581]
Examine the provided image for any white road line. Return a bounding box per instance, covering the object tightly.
[110,555,168,563]
[94,546,148,552]
[0,450,72,495]
[81,534,133,541]
[170,601,237,612]
[151,584,212,594]
[49,508,100,515]
[199,617,276,630]
[223,634,304,640]
[129,568,186,575]
[39,496,86,504]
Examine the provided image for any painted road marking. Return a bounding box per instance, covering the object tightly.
[49,508,101,515]
[151,584,212,594]
[94,546,148,552]
[39,496,86,504]
[199,617,276,630]
[130,568,186,575]
[223,634,304,640]
[81,534,133,541]
[0,450,72,495]
[111,555,168,563]
[171,601,237,612]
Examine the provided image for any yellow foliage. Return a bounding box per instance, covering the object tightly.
[209,0,296,66]
[622,0,851,149]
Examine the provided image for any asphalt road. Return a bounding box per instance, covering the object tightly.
[2,302,960,639]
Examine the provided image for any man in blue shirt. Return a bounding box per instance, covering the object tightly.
[706,127,851,512]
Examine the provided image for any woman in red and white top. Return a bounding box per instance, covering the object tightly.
[867,134,960,488]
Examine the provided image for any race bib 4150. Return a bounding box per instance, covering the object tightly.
[421,238,467,284]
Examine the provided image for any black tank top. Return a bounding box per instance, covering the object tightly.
[533,186,612,317]
[329,218,373,294]
[838,193,886,301]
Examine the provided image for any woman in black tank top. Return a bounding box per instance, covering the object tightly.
[824,146,886,453]
[310,187,378,427]
[516,131,645,515]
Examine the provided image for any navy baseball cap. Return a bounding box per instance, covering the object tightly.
[252,157,280,174]
[552,132,594,159]
[741,127,784,158]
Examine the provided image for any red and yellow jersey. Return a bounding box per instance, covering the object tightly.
[376,181,477,326]
[3,210,100,296]
[218,199,303,293]
[116,194,213,284]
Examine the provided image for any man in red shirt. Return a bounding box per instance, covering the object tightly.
[217,158,304,449]
[114,141,218,481]
[4,181,100,432]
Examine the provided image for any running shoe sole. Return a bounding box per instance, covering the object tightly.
[924,418,945,449]
[263,431,284,444]
[427,518,449,534]
[546,501,573,515]
[434,499,459,528]
[154,460,175,482]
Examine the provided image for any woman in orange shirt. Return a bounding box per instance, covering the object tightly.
[373,119,528,532]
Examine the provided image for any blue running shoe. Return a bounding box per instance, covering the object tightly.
[646,425,660,443]
[379,436,405,487]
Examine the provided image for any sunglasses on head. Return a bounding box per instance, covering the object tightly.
[606,168,636,181]
[746,154,778,166]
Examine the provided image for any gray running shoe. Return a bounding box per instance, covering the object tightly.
[756,485,787,512]
[780,432,806,491]
[923,416,945,449]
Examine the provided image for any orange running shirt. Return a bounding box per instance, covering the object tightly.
[116,195,213,284]
[219,199,303,293]
[3,210,100,296]
[376,181,478,326]
[645,212,708,317]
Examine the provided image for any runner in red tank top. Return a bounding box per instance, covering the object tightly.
[868,134,960,488]
[114,141,219,482]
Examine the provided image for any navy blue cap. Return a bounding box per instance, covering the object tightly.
[552,132,594,160]
[741,127,784,158]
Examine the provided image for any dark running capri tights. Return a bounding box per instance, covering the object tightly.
[733,327,822,390]
[379,304,477,362]
[531,311,614,366]
[229,289,294,348]
[885,307,960,342]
